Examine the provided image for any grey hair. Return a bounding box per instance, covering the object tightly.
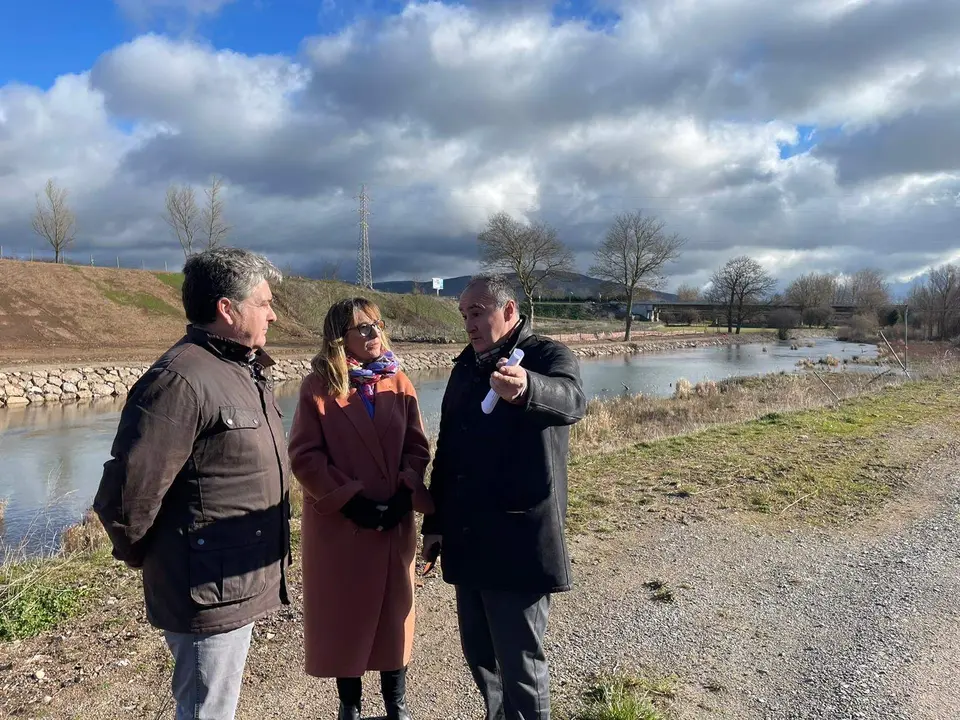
[463,273,516,308]
[182,247,283,324]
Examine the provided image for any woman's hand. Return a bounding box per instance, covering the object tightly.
[340,493,388,530]
[378,487,413,530]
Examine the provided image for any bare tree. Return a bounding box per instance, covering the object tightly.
[785,272,838,325]
[907,281,938,339]
[31,179,76,263]
[478,211,573,326]
[835,268,891,315]
[589,211,685,340]
[675,284,701,302]
[316,258,343,281]
[921,263,960,339]
[200,176,229,249]
[164,184,199,259]
[708,256,777,334]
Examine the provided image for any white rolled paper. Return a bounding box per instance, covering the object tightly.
[481,347,525,414]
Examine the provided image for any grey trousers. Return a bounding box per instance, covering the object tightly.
[456,587,551,720]
[163,622,254,720]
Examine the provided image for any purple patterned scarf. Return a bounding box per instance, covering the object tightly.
[347,350,399,401]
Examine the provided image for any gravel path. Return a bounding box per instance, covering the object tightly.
[3,440,958,719]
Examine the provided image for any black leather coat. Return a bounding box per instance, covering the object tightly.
[422,317,586,593]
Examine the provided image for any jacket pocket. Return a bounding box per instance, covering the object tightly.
[218,405,263,430]
[187,519,270,607]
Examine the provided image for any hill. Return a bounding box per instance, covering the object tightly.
[374,271,678,301]
[0,260,465,366]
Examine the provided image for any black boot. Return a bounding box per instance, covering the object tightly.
[381,667,413,720]
[336,677,361,720]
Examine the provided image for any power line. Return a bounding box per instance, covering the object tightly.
[355,184,373,289]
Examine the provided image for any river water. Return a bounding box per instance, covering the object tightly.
[0,337,879,557]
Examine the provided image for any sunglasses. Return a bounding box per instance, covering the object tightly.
[348,319,386,338]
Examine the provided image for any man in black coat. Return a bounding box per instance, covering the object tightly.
[422,274,586,720]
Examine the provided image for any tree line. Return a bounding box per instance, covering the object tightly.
[28,177,230,265]
[906,264,960,340]
[474,210,941,342]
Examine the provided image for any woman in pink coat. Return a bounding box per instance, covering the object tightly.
[288,297,433,720]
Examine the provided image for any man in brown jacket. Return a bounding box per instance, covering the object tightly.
[94,247,292,720]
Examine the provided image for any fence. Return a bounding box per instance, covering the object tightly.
[0,249,177,272]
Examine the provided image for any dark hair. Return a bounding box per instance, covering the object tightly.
[182,247,282,324]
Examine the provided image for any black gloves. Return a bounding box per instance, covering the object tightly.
[379,487,413,531]
[340,487,413,531]
[340,493,388,529]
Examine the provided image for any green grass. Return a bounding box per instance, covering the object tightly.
[575,674,678,720]
[273,276,467,342]
[101,287,181,316]
[154,271,185,293]
[0,553,112,641]
[567,375,960,530]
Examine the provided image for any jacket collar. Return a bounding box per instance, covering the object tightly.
[456,314,532,366]
[185,325,276,368]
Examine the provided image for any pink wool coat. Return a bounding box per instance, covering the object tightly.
[288,370,433,678]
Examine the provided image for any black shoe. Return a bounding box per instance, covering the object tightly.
[381,667,413,720]
[337,702,361,720]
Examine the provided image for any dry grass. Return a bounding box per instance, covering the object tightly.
[0,499,7,523]
[566,363,960,533]
[571,371,904,454]
[60,510,110,555]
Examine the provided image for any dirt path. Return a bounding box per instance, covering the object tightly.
[3,440,957,719]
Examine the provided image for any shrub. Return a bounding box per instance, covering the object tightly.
[803,306,835,328]
[673,378,693,400]
[694,380,718,397]
[767,308,802,340]
[837,313,879,342]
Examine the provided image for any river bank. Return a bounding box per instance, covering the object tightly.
[1,357,956,718]
[0,331,779,408]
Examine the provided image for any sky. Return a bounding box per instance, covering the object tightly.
[1,0,959,295]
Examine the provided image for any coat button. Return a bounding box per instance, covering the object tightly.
[226,418,234,426]
[197,538,205,546]
[255,530,262,537]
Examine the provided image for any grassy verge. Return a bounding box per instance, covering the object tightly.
[154,271,185,293]
[567,368,960,532]
[0,511,117,641]
[0,550,117,642]
[100,287,181,316]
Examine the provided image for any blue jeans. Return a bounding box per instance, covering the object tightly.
[163,623,254,720]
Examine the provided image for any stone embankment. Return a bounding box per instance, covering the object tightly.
[0,333,774,408]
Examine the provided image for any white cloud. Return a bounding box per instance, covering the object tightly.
[0,0,958,291]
